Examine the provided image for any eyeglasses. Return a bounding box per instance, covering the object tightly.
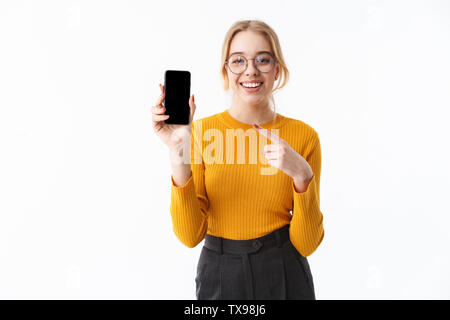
[225,52,277,75]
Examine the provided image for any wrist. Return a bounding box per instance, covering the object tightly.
[169,143,191,166]
[293,172,313,193]
[293,168,313,184]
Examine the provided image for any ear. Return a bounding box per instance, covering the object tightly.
[275,64,280,80]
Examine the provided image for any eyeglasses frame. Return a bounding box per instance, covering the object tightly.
[224,52,278,75]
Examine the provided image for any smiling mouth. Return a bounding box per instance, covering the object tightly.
[240,82,263,88]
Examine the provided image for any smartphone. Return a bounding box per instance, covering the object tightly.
[163,70,191,125]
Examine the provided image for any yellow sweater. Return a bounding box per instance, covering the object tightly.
[170,110,324,257]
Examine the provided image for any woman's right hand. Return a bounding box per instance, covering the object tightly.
[152,83,196,150]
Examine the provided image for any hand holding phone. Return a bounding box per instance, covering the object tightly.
[151,71,196,150]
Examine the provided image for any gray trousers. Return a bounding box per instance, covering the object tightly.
[195,224,316,300]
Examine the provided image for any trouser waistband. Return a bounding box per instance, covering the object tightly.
[204,224,290,255]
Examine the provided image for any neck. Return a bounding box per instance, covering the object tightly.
[229,94,276,125]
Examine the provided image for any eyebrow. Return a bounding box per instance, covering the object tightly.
[229,51,273,56]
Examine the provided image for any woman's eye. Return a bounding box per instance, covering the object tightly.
[257,57,270,63]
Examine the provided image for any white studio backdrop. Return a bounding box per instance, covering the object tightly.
[0,0,449,299]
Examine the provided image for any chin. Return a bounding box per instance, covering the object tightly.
[232,85,270,102]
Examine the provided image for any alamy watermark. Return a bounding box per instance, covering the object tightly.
[169,122,280,176]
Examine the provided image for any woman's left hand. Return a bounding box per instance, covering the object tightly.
[253,123,313,188]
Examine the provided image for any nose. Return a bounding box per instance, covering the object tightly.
[245,59,259,76]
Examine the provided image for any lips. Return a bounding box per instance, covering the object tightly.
[240,82,263,91]
[240,82,263,93]
[240,81,263,86]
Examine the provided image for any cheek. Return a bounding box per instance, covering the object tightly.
[231,78,241,90]
[264,75,274,85]
[228,76,238,89]
[264,78,275,91]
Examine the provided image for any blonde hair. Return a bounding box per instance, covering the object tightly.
[220,20,290,119]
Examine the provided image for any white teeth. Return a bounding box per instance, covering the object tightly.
[242,82,262,88]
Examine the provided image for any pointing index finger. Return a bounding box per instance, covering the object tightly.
[253,123,280,143]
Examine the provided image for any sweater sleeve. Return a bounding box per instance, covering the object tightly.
[169,122,209,248]
[289,132,325,257]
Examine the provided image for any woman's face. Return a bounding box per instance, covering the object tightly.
[226,30,280,107]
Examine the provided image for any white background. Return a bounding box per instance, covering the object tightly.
[1,0,449,299]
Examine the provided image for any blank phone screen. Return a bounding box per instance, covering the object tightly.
[164,70,190,125]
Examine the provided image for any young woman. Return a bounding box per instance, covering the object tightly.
[152,20,324,300]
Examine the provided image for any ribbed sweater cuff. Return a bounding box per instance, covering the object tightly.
[170,174,206,247]
[170,174,199,211]
[292,174,319,213]
[290,174,324,256]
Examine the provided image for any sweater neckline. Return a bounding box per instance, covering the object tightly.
[217,109,288,129]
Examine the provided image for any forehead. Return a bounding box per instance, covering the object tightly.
[229,30,272,55]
